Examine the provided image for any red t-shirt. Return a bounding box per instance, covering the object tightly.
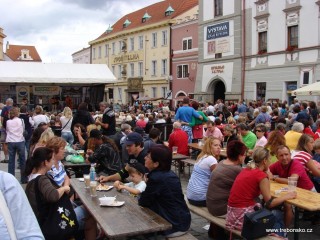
[168,129,189,156]
[269,160,314,190]
[136,120,147,129]
[228,168,267,208]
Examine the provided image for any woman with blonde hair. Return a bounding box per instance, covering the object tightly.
[186,137,221,206]
[31,128,54,155]
[60,107,73,145]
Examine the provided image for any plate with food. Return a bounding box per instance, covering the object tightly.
[96,183,113,191]
[100,201,125,207]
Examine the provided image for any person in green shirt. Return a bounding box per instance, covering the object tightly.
[237,123,257,150]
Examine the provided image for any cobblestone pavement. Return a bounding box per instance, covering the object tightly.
[1,156,320,239]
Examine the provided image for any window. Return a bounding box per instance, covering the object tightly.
[215,53,222,59]
[139,36,143,49]
[105,44,109,57]
[98,46,101,58]
[162,30,168,46]
[118,65,122,78]
[130,63,134,77]
[288,25,298,48]
[152,87,157,98]
[119,41,123,53]
[112,66,115,75]
[214,0,223,17]
[138,62,143,77]
[112,42,115,54]
[182,38,192,50]
[256,82,266,101]
[118,88,122,101]
[161,59,167,75]
[130,37,134,51]
[258,31,267,53]
[92,48,96,59]
[177,65,189,78]
[152,60,157,76]
[162,87,167,98]
[303,72,310,85]
[152,32,157,48]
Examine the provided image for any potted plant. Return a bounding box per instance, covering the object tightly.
[258,49,267,55]
[286,45,296,52]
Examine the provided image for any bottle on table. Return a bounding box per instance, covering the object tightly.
[90,163,96,181]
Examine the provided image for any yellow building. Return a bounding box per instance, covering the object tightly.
[90,0,198,104]
[0,28,6,61]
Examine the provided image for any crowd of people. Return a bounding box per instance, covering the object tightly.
[1,96,320,239]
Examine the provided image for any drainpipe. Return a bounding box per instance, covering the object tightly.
[241,0,246,100]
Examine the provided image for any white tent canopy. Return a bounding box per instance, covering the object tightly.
[292,82,320,96]
[0,62,116,85]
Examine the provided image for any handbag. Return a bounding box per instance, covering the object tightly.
[192,124,203,139]
[21,119,28,139]
[34,175,78,240]
[241,208,275,240]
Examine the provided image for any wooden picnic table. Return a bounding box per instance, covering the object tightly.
[270,181,320,240]
[70,179,172,239]
[63,160,90,178]
[172,153,189,178]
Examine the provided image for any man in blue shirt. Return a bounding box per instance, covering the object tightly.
[175,97,203,143]
[0,170,44,239]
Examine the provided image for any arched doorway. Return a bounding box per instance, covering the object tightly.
[208,79,225,103]
[214,81,225,102]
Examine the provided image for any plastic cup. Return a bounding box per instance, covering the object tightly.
[84,174,90,188]
[172,146,178,155]
[223,141,227,149]
[90,181,97,197]
[288,177,297,192]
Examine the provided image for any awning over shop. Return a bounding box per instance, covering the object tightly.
[0,62,116,85]
[292,82,320,96]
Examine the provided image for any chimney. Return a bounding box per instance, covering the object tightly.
[6,41,9,51]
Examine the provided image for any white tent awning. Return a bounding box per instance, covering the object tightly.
[0,62,116,85]
[292,82,320,96]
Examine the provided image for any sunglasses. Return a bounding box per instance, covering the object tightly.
[255,130,263,132]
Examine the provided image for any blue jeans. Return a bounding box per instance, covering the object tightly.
[8,141,26,183]
[61,132,74,146]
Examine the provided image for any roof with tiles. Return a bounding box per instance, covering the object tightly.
[5,44,42,62]
[93,0,198,42]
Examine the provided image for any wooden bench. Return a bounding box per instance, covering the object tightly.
[185,199,279,240]
[167,232,197,240]
[180,159,196,177]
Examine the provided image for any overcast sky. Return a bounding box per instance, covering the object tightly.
[1,0,161,63]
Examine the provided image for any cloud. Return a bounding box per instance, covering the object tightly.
[1,0,160,63]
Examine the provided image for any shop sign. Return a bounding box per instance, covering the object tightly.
[33,86,61,95]
[211,65,225,74]
[206,22,229,40]
[111,51,143,64]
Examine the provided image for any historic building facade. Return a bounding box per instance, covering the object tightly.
[197,0,320,104]
[196,0,242,104]
[72,47,90,64]
[89,0,198,104]
[171,11,199,107]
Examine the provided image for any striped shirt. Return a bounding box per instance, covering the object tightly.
[48,161,66,186]
[292,150,312,171]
